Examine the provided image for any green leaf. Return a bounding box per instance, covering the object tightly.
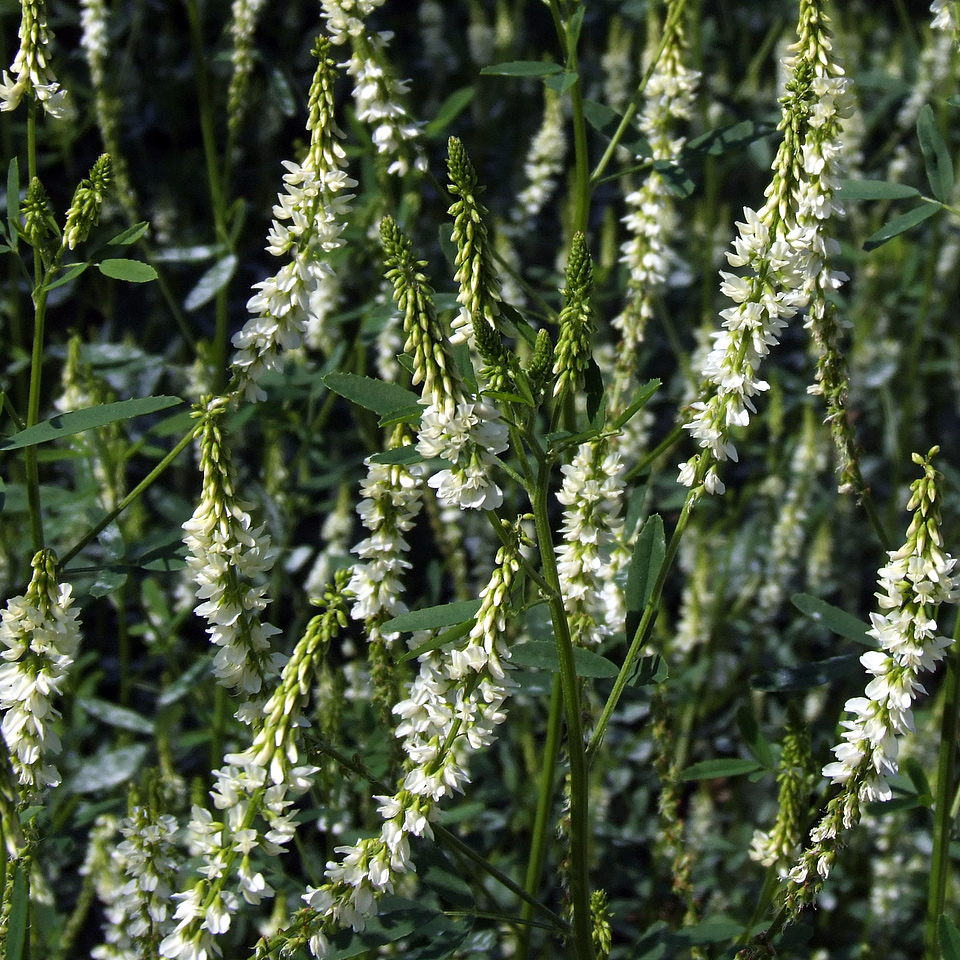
[45,261,89,291]
[6,156,19,250]
[97,258,158,282]
[791,593,871,645]
[384,600,482,634]
[545,71,578,94]
[918,104,955,203]
[736,702,775,770]
[108,221,150,246]
[751,654,861,693]
[625,514,665,643]
[939,914,960,960]
[184,253,238,311]
[669,916,745,945]
[836,178,921,200]
[585,355,605,427]
[568,4,586,48]
[614,378,660,430]
[425,87,476,137]
[685,120,762,157]
[369,445,425,466]
[7,864,27,960]
[653,159,696,198]
[412,839,474,909]
[863,202,940,251]
[480,60,563,77]
[903,756,934,804]
[68,744,149,793]
[323,372,421,420]
[581,99,621,138]
[398,619,475,664]
[625,653,668,686]
[510,640,620,678]
[680,758,764,782]
[78,696,155,735]
[326,898,446,959]
[157,657,211,708]
[0,396,182,451]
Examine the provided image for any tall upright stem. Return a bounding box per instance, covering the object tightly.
[532,454,595,960]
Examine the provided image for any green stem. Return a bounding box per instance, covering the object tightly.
[58,423,200,570]
[589,0,690,186]
[925,615,960,958]
[185,0,231,389]
[531,453,595,960]
[587,489,700,762]
[517,676,565,960]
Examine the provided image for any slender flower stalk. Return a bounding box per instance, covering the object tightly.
[160,575,352,960]
[226,0,268,137]
[181,397,281,701]
[320,0,425,177]
[784,448,960,914]
[0,0,67,116]
[381,215,510,512]
[299,520,526,958]
[614,0,699,357]
[231,37,356,401]
[0,549,82,799]
[678,0,850,497]
[556,438,625,647]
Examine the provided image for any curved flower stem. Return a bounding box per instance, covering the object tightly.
[925,614,960,958]
[587,488,700,763]
[58,422,201,570]
[589,0,690,186]
[517,676,565,960]
[532,451,596,960]
[25,100,45,552]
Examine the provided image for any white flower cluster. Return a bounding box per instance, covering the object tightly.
[347,456,424,630]
[87,807,181,960]
[615,32,699,350]
[226,0,268,132]
[556,440,626,647]
[0,0,66,117]
[79,0,108,89]
[302,525,524,957]
[182,397,282,699]
[931,0,959,33]
[320,0,385,46]
[678,207,809,495]
[511,89,566,223]
[0,550,82,796]
[231,42,356,401]
[417,399,510,511]
[820,543,959,803]
[343,33,426,178]
[232,156,356,400]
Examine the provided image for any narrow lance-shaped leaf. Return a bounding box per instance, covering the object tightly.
[624,514,665,643]
[323,372,422,420]
[98,258,159,282]
[918,104,955,203]
[0,396,183,451]
[480,60,563,77]
[863,202,939,252]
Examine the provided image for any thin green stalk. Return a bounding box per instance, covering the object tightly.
[925,614,960,958]
[589,0,690,186]
[532,453,596,960]
[517,676,565,960]
[184,0,231,388]
[307,733,569,932]
[58,422,201,570]
[587,489,700,762]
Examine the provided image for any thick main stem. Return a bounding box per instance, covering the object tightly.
[532,455,595,960]
[925,617,960,958]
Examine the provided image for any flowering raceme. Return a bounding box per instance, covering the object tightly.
[231,37,356,401]
[785,449,959,906]
[0,549,82,797]
[0,0,66,116]
[678,0,850,497]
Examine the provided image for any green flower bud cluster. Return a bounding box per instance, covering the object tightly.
[63,154,112,250]
[552,232,595,398]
